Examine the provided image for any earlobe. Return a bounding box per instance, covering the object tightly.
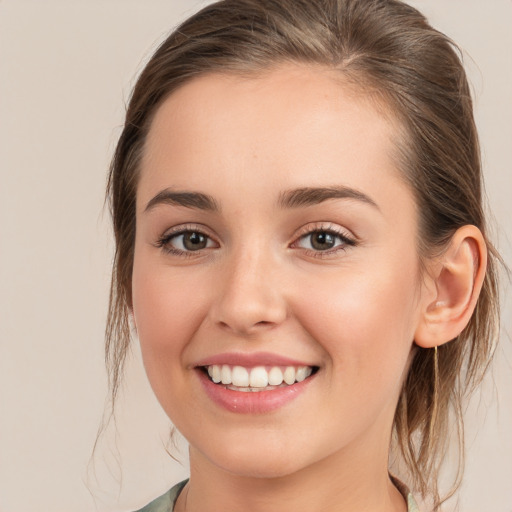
[415,225,487,349]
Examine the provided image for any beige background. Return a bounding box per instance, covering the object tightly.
[0,1,510,511]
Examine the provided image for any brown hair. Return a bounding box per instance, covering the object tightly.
[105,0,500,509]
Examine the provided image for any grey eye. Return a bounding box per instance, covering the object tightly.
[297,231,345,251]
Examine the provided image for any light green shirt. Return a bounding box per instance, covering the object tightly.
[135,479,420,512]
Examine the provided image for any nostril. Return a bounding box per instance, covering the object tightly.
[210,282,288,335]
[216,318,279,337]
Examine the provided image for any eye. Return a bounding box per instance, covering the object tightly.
[292,224,356,256]
[156,227,218,256]
[172,231,213,251]
[299,231,340,251]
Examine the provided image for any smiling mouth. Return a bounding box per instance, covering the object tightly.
[201,364,319,392]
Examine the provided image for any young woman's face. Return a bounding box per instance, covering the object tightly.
[132,65,428,478]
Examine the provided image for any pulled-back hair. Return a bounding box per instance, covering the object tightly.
[106,0,500,508]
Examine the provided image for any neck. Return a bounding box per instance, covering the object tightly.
[177,436,407,512]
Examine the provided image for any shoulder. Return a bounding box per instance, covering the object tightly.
[132,477,422,512]
[133,480,188,512]
[406,493,421,512]
[390,475,421,512]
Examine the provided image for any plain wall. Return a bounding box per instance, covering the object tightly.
[0,1,510,511]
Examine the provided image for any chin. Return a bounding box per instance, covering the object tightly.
[189,430,325,481]
[213,454,307,480]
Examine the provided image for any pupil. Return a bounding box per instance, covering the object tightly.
[184,232,207,250]
[312,232,334,250]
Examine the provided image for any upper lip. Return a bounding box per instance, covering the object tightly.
[193,351,317,368]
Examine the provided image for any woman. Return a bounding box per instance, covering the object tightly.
[105,0,501,510]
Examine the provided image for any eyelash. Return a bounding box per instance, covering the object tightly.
[292,222,357,258]
[155,222,357,259]
[155,224,216,259]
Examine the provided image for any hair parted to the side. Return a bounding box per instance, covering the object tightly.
[105,0,500,509]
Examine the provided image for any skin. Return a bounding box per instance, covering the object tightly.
[131,64,438,512]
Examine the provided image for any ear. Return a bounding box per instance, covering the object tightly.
[414,225,487,348]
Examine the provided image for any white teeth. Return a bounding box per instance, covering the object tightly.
[296,366,312,382]
[283,366,296,385]
[249,366,269,388]
[211,365,221,383]
[221,364,231,384]
[231,366,249,387]
[205,364,313,388]
[268,366,284,386]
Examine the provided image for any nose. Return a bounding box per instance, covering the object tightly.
[209,245,288,336]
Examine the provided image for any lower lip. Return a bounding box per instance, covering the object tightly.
[196,369,316,414]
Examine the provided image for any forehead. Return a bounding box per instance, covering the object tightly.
[138,64,410,216]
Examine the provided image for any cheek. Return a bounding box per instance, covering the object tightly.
[292,257,420,386]
[131,253,209,377]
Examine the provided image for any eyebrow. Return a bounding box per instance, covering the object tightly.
[144,189,221,213]
[278,186,379,210]
[144,185,379,214]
